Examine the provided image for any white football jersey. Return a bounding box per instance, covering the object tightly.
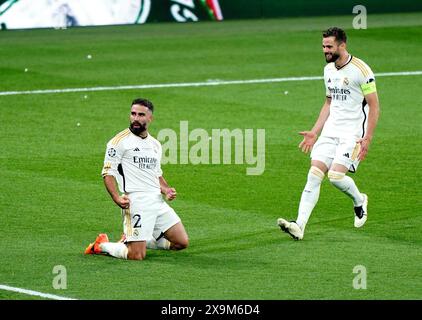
[101,129,163,194]
[322,55,376,139]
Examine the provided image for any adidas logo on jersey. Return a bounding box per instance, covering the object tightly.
[133,147,140,152]
[343,153,350,158]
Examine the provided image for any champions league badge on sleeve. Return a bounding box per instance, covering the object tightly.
[107,148,117,157]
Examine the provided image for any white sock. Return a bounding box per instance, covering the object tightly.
[328,171,364,206]
[100,242,128,259]
[147,237,171,250]
[296,166,325,230]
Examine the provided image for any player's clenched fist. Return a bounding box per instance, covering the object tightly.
[165,188,177,201]
[114,194,130,209]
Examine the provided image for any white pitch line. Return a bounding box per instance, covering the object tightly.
[0,71,421,96]
[0,284,77,300]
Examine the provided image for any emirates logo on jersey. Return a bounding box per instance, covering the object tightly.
[328,87,351,95]
[328,86,351,101]
[133,156,158,170]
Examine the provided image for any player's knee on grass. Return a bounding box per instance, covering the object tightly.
[127,250,146,260]
[127,242,147,260]
[171,235,189,250]
[127,252,146,260]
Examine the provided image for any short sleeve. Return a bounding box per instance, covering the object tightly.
[355,59,377,95]
[101,140,124,178]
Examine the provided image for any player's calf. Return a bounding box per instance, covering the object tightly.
[328,170,364,205]
[296,166,325,229]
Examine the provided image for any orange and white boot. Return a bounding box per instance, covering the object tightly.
[84,233,109,254]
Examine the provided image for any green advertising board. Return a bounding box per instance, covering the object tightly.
[219,0,422,19]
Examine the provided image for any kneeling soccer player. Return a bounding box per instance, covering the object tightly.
[85,98,189,259]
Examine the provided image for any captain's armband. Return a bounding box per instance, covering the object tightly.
[361,81,377,95]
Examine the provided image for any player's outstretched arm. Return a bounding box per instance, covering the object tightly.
[357,91,380,161]
[103,175,130,209]
[159,176,177,201]
[299,97,331,153]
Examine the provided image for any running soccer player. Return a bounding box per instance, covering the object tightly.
[85,98,189,259]
[278,27,380,240]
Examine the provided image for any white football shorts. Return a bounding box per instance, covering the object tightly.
[122,192,181,242]
[311,136,361,172]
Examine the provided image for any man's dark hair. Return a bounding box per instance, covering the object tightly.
[132,98,154,113]
[323,27,347,44]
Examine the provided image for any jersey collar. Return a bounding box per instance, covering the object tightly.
[335,54,352,70]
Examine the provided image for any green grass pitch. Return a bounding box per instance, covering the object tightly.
[0,12,421,300]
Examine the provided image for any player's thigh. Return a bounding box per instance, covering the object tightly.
[155,198,188,248]
[311,136,337,170]
[122,197,157,243]
[330,163,349,173]
[311,160,329,173]
[155,201,183,239]
[164,222,189,248]
[332,139,360,173]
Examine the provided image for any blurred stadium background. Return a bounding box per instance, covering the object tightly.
[0,0,421,300]
[1,0,422,28]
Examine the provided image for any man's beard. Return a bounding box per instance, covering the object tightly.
[130,122,146,136]
[325,52,340,63]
